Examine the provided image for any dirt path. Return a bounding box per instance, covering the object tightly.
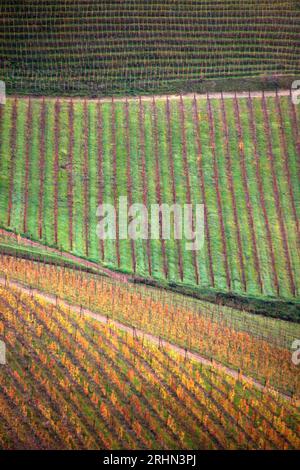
[10,89,291,104]
[0,275,296,405]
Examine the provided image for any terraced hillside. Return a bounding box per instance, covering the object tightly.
[0,281,299,449]
[1,1,299,95]
[0,93,299,303]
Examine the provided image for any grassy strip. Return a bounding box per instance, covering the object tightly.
[10,98,26,235]
[7,98,18,228]
[0,242,105,276]
[247,96,280,296]
[101,101,116,266]
[198,100,227,289]
[72,101,85,257]
[38,98,46,240]
[83,100,90,257]
[96,100,105,261]
[124,99,136,273]
[179,96,200,285]
[0,102,11,226]
[56,101,70,251]
[274,92,300,243]
[26,100,41,241]
[165,97,184,282]
[111,98,121,268]
[143,100,163,281]
[219,94,246,291]
[239,97,275,297]
[42,101,55,246]
[184,98,209,285]
[23,98,32,234]
[67,99,74,251]
[128,99,147,277]
[138,97,152,277]
[53,99,60,246]
[133,277,300,323]
[87,101,100,263]
[233,94,263,293]
[151,97,168,279]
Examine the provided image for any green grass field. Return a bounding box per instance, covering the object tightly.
[0,94,299,308]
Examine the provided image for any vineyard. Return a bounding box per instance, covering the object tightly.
[1,1,300,95]
[0,0,299,455]
[0,281,299,449]
[0,93,299,306]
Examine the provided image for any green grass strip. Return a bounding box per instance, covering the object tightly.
[42,100,55,246]
[128,100,147,277]
[155,99,177,282]
[211,99,242,292]
[101,102,116,267]
[115,101,132,273]
[225,98,259,295]
[197,98,227,289]
[26,100,41,240]
[267,97,299,296]
[238,98,274,296]
[252,97,290,296]
[143,100,163,281]
[183,98,209,286]
[56,101,70,250]
[169,98,196,285]
[72,101,85,257]
[280,97,300,221]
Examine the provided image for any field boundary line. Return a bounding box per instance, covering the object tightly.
[0,275,296,405]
